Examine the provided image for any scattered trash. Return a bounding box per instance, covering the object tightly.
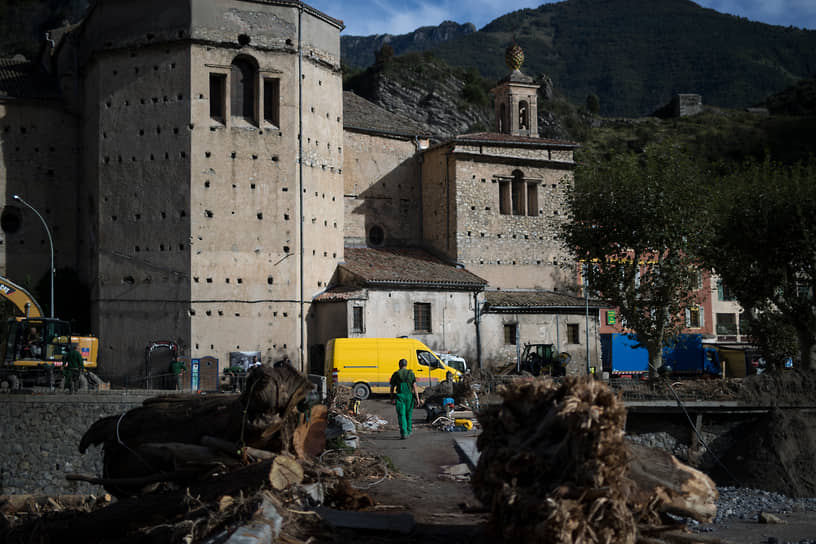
[438,463,471,482]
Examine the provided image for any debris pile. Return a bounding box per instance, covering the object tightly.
[473,376,718,543]
[0,365,374,543]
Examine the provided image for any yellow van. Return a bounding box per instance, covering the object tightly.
[325,337,460,400]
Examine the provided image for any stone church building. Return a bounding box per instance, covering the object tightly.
[0,0,599,384]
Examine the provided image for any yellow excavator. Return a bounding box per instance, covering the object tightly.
[0,275,98,389]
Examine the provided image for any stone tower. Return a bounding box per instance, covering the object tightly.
[52,0,344,381]
[492,42,539,137]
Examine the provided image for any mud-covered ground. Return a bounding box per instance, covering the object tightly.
[331,391,816,544]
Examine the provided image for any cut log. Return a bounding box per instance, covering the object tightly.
[293,404,328,459]
[78,364,312,497]
[268,455,304,491]
[627,442,718,523]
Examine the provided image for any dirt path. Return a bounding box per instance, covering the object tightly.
[334,397,816,544]
[331,397,488,543]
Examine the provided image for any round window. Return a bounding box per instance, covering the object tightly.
[368,225,384,246]
[1,206,21,234]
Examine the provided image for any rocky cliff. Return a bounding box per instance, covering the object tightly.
[341,21,476,69]
[345,54,588,142]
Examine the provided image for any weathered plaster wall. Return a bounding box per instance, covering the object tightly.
[86,42,193,383]
[0,393,152,495]
[479,309,601,373]
[343,131,420,246]
[0,101,79,294]
[67,0,345,380]
[344,289,479,362]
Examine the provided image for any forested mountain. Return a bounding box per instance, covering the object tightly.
[2,0,814,119]
[342,0,816,117]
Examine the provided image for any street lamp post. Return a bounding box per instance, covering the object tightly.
[12,195,54,318]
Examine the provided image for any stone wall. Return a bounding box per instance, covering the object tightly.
[343,131,421,247]
[0,392,153,495]
[479,309,601,372]
[421,141,577,292]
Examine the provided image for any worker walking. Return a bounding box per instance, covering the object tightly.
[62,342,83,393]
[390,358,420,439]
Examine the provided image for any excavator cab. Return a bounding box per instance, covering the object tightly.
[4,317,72,367]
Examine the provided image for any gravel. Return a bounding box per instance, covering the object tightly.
[712,487,816,523]
[685,487,816,544]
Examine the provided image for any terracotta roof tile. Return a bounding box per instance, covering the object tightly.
[455,131,578,147]
[313,286,367,302]
[484,290,602,310]
[341,247,486,289]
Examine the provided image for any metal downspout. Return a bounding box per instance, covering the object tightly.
[298,6,305,372]
[415,136,423,243]
[473,290,482,371]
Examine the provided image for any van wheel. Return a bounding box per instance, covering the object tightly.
[352,382,371,401]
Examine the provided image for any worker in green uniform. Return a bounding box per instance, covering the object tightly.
[390,358,420,439]
[62,343,83,393]
[169,357,186,391]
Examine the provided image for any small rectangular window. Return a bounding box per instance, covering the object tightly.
[716,280,734,301]
[512,180,525,215]
[503,323,517,345]
[413,303,431,333]
[351,306,364,333]
[263,78,280,126]
[716,313,737,335]
[209,73,226,122]
[687,307,702,328]
[526,182,538,216]
[499,180,511,215]
[567,323,580,344]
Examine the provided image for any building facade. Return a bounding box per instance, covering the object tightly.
[1,1,591,381]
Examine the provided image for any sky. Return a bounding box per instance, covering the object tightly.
[306,0,816,36]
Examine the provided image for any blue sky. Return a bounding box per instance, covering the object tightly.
[306,0,816,35]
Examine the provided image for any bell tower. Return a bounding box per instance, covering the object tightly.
[493,42,539,137]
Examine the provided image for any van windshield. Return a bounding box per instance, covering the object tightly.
[417,350,441,369]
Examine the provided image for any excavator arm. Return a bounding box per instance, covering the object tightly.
[0,276,43,318]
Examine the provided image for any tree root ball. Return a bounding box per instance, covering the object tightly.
[473,377,636,544]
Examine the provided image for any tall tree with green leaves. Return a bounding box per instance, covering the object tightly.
[561,144,713,377]
[706,157,816,371]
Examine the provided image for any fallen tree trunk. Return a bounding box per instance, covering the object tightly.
[78,364,312,497]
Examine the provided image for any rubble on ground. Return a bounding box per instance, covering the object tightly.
[0,365,389,543]
[473,376,719,543]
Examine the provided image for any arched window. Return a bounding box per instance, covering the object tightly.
[499,103,507,133]
[231,57,256,122]
[519,100,529,130]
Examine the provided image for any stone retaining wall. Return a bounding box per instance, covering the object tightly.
[0,392,154,495]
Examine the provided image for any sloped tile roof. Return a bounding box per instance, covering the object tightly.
[455,132,578,148]
[343,91,428,138]
[484,290,602,311]
[313,286,367,302]
[341,247,487,289]
[0,57,60,100]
